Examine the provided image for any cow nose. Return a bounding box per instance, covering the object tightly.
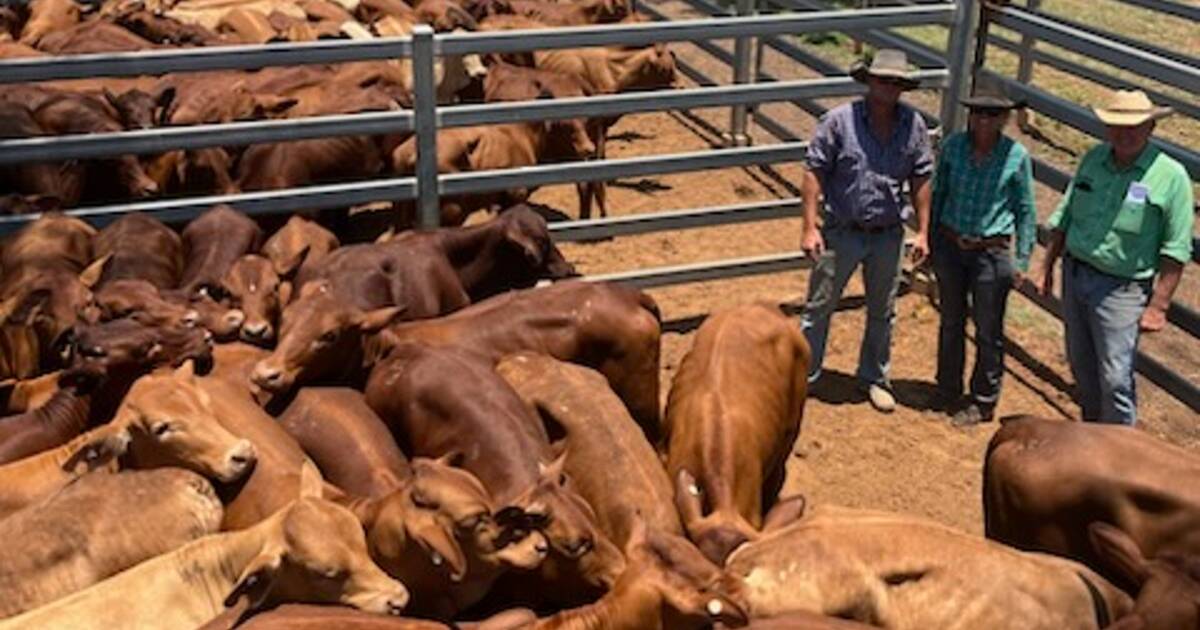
[387,598,406,616]
[566,536,593,558]
[241,321,271,341]
[253,363,284,387]
[226,440,257,475]
[534,539,550,556]
[224,309,246,329]
[181,310,201,327]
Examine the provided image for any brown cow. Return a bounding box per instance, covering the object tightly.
[0,469,411,629]
[725,505,1132,629]
[505,0,630,26]
[147,147,240,197]
[156,71,298,126]
[365,341,622,615]
[391,114,595,226]
[0,468,223,617]
[236,136,387,194]
[95,279,246,341]
[278,387,410,497]
[18,0,78,46]
[0,101,86,208]
[666,303,810,564]
[495,352,682,547]
[114,10,221,46]
[180,204,263,296]
[92,212,183,290]
[0,361,255,518]
[983,417,1200,591]
[35,20,159,54]
[1090,522,1200,630]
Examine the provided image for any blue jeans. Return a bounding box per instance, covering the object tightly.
[801,223,904,387]
[932,233,1014,408]
[1061,256,1150,425]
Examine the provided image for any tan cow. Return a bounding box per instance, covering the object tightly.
[0,466,411,630]
[0,361,256,517]
[18,0,79,46]
[666,303,810,564]
[261,214,340,278]
[0,468,223,617]
[725,505,1133,630]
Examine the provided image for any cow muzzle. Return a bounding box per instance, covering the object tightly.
[221,439,258,482]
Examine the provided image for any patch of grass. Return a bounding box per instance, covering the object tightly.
[1007,297,1061,340]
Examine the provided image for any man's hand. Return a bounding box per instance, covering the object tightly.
[1012,269,1025,288]
[801,227,825,258]
[909,231,929,265]
[1139,305,1168,333]
[1037,262,1055,296]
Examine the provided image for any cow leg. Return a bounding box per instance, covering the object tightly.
[577,182,591,221]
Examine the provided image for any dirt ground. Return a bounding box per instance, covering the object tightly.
[521,0,1200,535]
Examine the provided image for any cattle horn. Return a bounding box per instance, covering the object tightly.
[674,469,704,527]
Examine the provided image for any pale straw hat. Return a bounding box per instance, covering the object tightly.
[1092,89,1173,126]
[849,49,920,90]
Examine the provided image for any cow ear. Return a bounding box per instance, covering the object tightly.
[435,449,466,469]
[1089,522,1151,587]
[156,86,177,114]
[537,450,568,486]
[375,226,395,243]
[357,305,405,333]
[253,95,298,118]
[674,469,704,527]
[102,88,120,111]
[79,254,112,289]
[277,280,294,307]
[762,494,806,532]
[224,551,283,610]
[61,426,132,474]
[298,460,323,499]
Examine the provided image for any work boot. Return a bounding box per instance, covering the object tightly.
[952,403,995,427]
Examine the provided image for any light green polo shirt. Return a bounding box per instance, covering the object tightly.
[1048,143,1194,280]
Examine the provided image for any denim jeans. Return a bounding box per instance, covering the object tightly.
[1061,256,1151,425]
[932,232,1014,408]
[801,223,904,387]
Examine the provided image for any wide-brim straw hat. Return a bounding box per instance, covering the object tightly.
[962,76,1026,110]
[849,49,920,90]
[1093,89,1173,126]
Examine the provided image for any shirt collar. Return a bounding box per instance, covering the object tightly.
[1103,142,1159,174]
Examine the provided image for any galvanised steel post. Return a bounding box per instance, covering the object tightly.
[940,0,980,135]
[412,25,441,229]
[727,0,756,147]
[1015,0,1041,132]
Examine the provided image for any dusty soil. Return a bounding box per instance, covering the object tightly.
[522,0,1200,535]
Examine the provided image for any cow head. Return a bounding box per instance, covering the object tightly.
[95,279,200,328]
[223,255,289,345]
[224,464,410,616]
[621,518,750,629]
[1090,522,1200,630]
[497,205,576,282]
[415,0,477,32]
[262,215,340,279]
[674,469,761,565]
[103,86,174,130]
[614,43,678,93]
[367,455,499,583]
[582,0,631,23]
[507,453,624,591]
[251,281,404,396]
[1,259,106,363]
[68,316,214,377]
[68,361,257,483]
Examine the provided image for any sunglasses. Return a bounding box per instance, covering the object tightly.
[971,108,1008,118]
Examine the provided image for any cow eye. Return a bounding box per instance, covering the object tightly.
[80,345,106,359]
[152,422,172,437]
[318,330,337,344]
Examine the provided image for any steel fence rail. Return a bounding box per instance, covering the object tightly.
[0,37,415,84]
[436,6,956,55]
[1110,0,1200,21]
[1023,6,1199,68]
[0,110,415,165]
[990,4,1200,93]
[986,34,1200,120]
[550,198,801,241]
[585,251,811,289]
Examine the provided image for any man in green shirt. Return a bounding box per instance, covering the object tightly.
[1039,89,1194,425]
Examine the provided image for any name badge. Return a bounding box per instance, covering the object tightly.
[1125,182,1149,204]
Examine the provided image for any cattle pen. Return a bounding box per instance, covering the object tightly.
[1,0,1196,418]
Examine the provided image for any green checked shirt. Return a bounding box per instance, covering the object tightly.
[931,132,1037,271]
[1048,143,1195,280]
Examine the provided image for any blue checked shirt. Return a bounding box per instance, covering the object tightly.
[932,131,1037,271]
[806,100,935,229]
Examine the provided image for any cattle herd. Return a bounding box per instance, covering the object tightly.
[0,0,677,223]
[1,0,1200,629]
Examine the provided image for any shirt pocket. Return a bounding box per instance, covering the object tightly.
[1112,199,1147,234]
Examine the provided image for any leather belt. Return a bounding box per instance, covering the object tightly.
[939,225,1010,251]
[845,221,899,234]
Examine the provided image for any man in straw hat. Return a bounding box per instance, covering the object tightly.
[931,77,1035,427]
[800,49,934,413]
[1039,89,1194,425]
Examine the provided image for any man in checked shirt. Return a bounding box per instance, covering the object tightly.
[929,78,1035,426]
